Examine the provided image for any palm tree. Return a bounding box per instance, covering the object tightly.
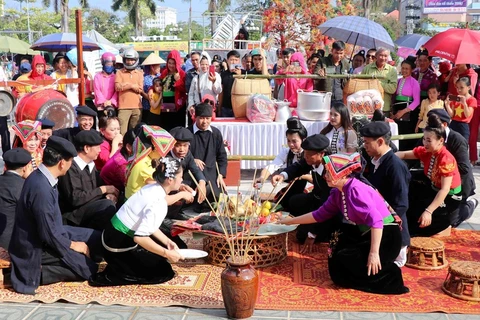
[42,0,89,33]
[208,0,231,36]
[112,0,156,37]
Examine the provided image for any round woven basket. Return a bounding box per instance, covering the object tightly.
[442,261,480,302]
[410,237,445,252]
[406,237,447,270]
[203,233,288,268]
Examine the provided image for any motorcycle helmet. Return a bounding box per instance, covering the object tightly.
[122,48,139,70]
[101,52,116,66]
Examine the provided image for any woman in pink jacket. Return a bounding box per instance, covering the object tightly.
[94,52,118,118]
[276,52,313,108]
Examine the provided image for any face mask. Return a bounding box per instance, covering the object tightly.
[103,65,115,74]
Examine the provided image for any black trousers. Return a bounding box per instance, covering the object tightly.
[67,199,117,230]
[0,116,10,154]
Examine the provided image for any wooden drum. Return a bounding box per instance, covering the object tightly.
[15,89,75,129]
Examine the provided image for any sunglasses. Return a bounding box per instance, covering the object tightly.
[366,54,376,59]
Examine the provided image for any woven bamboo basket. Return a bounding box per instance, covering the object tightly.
[442,261,480,302]
[406,237,448,270]
[0,248,10,289]
[203,232,288,268]
[343,78,384,101]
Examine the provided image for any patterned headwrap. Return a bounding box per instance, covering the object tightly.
[12,120,42,147]
[125,125,176,181]
[323,152,362,182]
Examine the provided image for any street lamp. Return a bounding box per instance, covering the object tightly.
[170,24,183,35]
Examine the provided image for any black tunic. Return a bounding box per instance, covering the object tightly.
[188,125,227,197]
[171,150,206,187]
[364,150,411,247]
[8,167,101,294]
[53,127,82,144]
[58,160,116,229]
[0,172,24,249]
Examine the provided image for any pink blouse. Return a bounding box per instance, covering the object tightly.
[396,76,421,111]
[94,140,112,171]
[94,72,118,108]
[100,150,128,192]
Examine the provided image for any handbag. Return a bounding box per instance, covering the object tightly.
[392,101,411,121]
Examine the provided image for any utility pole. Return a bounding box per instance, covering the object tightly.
[26,0,32,43]
[188,0,192,54]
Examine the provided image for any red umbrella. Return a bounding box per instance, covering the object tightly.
[424,28,480,64]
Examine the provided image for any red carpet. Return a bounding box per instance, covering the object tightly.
[0,229,479,313]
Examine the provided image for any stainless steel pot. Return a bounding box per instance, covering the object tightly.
[296,90,332,111]
[296,109,330,121]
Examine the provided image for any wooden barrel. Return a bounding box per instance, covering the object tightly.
[15,89,75,129]
[231,79,271,119]
[0,90,15,116]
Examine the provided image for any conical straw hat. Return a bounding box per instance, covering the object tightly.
[141,53,166,65]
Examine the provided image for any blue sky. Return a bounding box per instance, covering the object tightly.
[4,0,238,22]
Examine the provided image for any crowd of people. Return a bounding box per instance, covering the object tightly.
[0,41,478,296]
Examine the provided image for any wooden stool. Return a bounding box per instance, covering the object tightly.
[0,247,11,289]
[406,237,448,270]
[442,261,480,302]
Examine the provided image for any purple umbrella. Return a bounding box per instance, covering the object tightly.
[31,33,101,52]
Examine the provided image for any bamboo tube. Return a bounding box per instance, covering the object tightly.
[233,74,387,80]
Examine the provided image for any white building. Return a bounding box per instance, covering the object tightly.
[145,6,177,31]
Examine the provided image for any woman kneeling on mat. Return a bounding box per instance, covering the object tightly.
[396,114,462,237]
[89,156,186,286]
[278,153,409,295]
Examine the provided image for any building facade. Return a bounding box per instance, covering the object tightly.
[400,0,480,33]
[144,6,177,31]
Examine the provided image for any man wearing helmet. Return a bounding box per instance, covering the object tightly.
[94,52,118,119]
[114,48,144,135]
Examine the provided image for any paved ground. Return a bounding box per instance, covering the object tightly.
[0,161,480,319]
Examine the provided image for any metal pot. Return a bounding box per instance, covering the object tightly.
[296,109,330,121]
[0,90,15,117]
[274,99,292,122]
[296,90,332,112]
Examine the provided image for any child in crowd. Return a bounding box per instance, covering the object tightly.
[255,117,308,211]
[320,102,358,153]
[95,108,122,170]
[148,77,163,126]
[415,83,444,133]
[445,77,477,142]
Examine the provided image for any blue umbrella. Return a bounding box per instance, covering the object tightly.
[394,34,431,50]
[318,16,395,51]
[30,33,101,52]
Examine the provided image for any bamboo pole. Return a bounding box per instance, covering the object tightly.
[233,74,387,80]
[75,9,86,106]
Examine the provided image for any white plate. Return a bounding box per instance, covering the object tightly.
[256,223,298,236]
[177,249,208,259]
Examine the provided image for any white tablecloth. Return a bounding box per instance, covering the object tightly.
[213,119,398,169]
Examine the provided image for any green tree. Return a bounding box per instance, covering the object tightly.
[0,7,62,42]
[112,0,159,37]
[163,21,207,41]
[41,0,89,33]
[83,8,125,42]
[376,16,404,40]
[207,0,232,36]
[413,18,439,37]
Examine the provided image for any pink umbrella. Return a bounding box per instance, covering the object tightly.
[397,47,417,59]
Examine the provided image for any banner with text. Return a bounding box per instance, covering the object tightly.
[423,0,467,14]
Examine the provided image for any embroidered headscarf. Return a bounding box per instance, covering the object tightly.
[323,152,362,182]
[12,120,42,147]
[125,125,176,181]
